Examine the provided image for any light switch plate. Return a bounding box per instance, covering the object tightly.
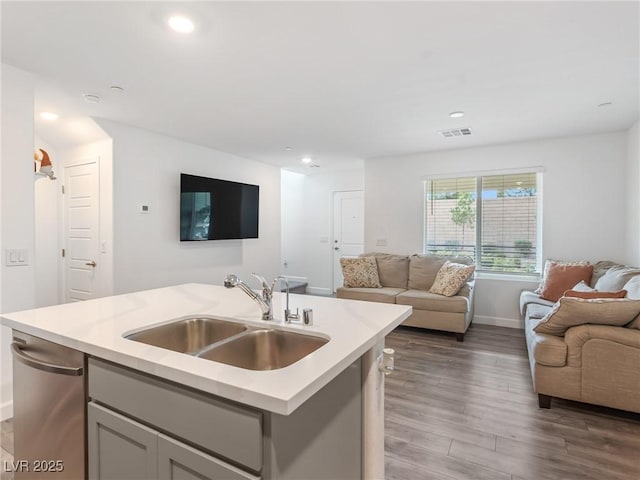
[5,249,29,266]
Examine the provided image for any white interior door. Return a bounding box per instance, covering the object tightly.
[63,160,99,302]
[332,190,364,292]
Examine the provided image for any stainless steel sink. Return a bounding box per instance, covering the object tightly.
[125,317,247,354]
[198,329,328,370]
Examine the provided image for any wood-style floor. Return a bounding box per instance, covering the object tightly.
[1,324,639,480]
[384,325,640,480]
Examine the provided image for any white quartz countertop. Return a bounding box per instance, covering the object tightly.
[1,283,411,415]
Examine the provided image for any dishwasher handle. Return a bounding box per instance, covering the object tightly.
[11,342,83,376]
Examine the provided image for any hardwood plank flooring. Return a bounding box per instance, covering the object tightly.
[0,418,14,480]
[385,325,640,480]
[1,324,639,480]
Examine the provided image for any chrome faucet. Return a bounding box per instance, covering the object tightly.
[223,273,300,322]
[224,273,275,320]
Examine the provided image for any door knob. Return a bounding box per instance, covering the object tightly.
[334,247,340,251]
[85,261,97,267]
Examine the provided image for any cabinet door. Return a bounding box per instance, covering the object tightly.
[88,402,158,480]
[158,434,260,480]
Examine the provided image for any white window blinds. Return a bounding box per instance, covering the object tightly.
[425,172,540,274]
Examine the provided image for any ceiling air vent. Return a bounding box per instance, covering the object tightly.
[439,127,472,138]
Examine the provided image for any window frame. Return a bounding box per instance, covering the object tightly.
[423,167,544,276]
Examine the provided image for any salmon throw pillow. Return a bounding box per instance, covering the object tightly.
[539,263,593,302]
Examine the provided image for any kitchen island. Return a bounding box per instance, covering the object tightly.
[1,283,411,480]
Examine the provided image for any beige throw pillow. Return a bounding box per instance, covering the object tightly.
[429,261,475,297]
[340,256,382,288]
[534,297,640,336]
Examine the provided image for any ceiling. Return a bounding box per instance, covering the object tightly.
[2,1,638,172]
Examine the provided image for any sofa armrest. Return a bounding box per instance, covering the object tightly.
[566,324,640,367]
[519,289,555,318]
[457,280,474,298]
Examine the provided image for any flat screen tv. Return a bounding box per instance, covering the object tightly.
[180,173,259,241]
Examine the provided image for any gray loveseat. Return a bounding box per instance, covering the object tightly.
[336,253,475,341]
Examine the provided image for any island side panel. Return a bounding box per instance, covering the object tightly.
[263,359,362,480]
[363,339,385,479]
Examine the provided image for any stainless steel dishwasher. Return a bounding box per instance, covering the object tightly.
[11,331,86,480]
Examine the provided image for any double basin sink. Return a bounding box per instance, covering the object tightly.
[125,317,328,371]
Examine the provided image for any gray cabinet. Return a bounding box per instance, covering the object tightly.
[88,403,257,480]
[88,357,362,480]
[158,434,256,480]
[88,403,158,480]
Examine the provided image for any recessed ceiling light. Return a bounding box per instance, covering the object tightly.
[449,111,465,118]
[110,85,124,92]
[39,112,59,121]
[168,15,195,34]
[301,157,313,164]
[284,146,293,151]
[597,102,613,108]
[83,93,101,104]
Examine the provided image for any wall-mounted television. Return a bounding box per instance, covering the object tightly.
[180,173,259,241]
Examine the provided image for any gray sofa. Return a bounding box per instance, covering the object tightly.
[520,261,640,413]
[336,253,475,341]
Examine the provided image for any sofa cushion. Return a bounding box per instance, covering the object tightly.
[526,303,552,320]
[525,316,568,367]
[408,254,473,291]
[534,297,640,336]
[429,261,476,297]
[396,289,469,314]
[626,314,640,330]
[362,252,409,289]
[339,256,381,288]
[594,265,640,292]
[336,287,405,304]
[539,263,593,302]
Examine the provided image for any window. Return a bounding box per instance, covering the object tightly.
[424,171,541,274]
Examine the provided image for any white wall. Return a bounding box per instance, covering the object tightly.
[34,138,60,307]
[1,64,35,420]
[281,170,306,277]
[96,120,281,294]
[281,168,364,294]
[626,121,640,266]
[365,132,629,327]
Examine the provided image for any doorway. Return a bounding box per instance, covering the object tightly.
[332,190,364,292]
[62,159,100,302]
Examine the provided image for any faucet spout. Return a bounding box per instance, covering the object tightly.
[224,274,274,321]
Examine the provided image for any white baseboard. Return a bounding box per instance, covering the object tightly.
[473,315,523,329]
[306,286,333,296]
[0,400,13,421]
